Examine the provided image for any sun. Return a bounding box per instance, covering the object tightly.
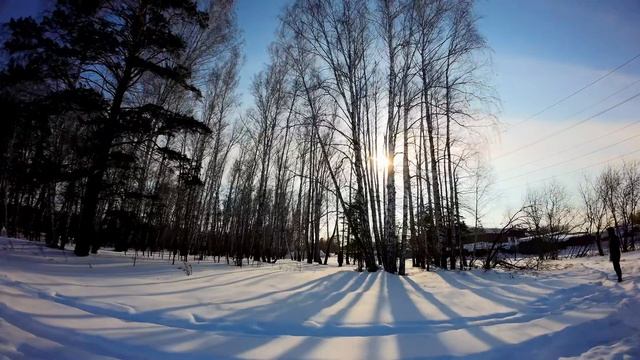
[373,154,390,169]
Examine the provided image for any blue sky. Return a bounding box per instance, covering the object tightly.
[235,0,290,107]
[478,0,640,68]
[3,0,637,118]
[2,0,640,226]
[236,0,640,120]
[476,0,640,119]
[472,0,640,225]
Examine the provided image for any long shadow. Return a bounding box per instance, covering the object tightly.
[465,314,636,360]
[435,271,603,320]
[211,271,367,335]
[391,311,634,360]
[3,261,633,359]
[364,273,433,359]
[3,270,389,358]
[403,277,506,352]
[445,271,558,300]
[259,271,537,359]
[320,272,379,325]
[397,271,627,359]
[212,271,345,306]
[79,269,284,299]
[8,269,386,337]
[0,303,205,360]
[459,270,562,291]
[386,272,430,323]
[260,272,379,359]
[440,271,543,307]
[260,271,545,359]
[21,262,282,288]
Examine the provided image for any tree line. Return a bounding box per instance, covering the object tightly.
[579,162,639,254]
[480,162,640,269]
[0,0,496,273]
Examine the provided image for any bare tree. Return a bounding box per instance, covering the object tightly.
[282,0,378,271]
[523,181,579,261]
[484,207,527,269]
[598,167,623,247]
[578,175,607,256]
[620,161,640,250]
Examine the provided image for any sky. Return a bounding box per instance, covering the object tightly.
[474,0,640,226]
[2,0,639,227]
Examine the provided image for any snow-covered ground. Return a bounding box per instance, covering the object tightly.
[1,237,639,360]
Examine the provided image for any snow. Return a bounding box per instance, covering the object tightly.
[463,241,495,251]
[1,237,639,359]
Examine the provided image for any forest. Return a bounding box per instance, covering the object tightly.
[1,0,638,275]
[2,1,640,358]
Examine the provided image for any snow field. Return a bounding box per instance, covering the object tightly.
[0,237,639,359]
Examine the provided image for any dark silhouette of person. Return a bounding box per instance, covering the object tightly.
[607,227,622,282]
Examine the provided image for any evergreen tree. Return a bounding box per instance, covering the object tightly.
[1,0,211,255]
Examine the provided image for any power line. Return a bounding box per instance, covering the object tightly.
[571,148,640,174]
[499,78,640,171]
[498,132,640,183]
[500,79,640,167]
[493,90,640,160]
[561,77,640,121]
[502,119,640,172]
[501,147,640,192]
[509,51,640,127]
